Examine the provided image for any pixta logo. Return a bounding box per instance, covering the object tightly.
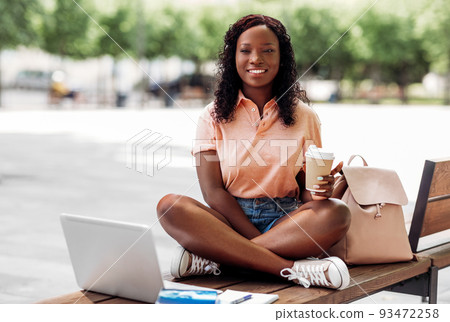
[126,129,172,176]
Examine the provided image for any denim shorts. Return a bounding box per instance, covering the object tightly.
[235,196,299,234]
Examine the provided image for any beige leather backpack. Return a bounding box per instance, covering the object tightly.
[328,155,413,264]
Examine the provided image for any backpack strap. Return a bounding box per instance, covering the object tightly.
[348,155,368,166]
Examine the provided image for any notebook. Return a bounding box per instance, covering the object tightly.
[217,289,279,304]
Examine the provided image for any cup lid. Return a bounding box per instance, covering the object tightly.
[305,145,335,160]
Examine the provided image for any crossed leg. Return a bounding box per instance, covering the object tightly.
[157,194,350,277]
[252,200,351,259]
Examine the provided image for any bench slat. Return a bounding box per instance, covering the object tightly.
[218,279,292,294]
[168,274,247,290]
[275,285,333,304]
[428,160,450,198]
[99,297,146,304]
[417,243,450,269]
[36,291,114,304]
[421,198,450,236]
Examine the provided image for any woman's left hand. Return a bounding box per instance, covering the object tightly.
[310,161,344,201]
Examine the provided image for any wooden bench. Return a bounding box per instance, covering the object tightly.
[38,158,450,304]
[407,157,450,303]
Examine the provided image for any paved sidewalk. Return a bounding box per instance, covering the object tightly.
[0,104,449,303]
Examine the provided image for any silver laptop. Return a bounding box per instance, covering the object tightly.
[60,213,166,303]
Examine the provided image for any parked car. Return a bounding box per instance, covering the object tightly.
[14,70,52,90]
[147,73,215,107]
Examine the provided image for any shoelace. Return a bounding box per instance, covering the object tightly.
[280,263,330,288]
[187,254,221,276]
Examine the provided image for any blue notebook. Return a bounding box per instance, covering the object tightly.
[156,289,219,304]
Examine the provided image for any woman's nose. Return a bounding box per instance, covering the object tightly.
[249,52,263,65]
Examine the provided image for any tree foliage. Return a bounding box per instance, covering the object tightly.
[348,11,429,101]
[0,0,41,50]
[144,6,185,59]
[97,6,134,58]
[288,6,354,80]
[41,0,93,59]
[289,7,341,74]
[419,0,450,103]
[420,0,450,73]
[0,0,42,106]
[186,7,231,63]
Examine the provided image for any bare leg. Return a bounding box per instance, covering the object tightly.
[252,199,351,259]
[157,194,293,276]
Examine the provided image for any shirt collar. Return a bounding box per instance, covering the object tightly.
[237,89,248,106]
[237,89,278,110]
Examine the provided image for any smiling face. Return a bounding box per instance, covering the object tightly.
[235,24,280,96]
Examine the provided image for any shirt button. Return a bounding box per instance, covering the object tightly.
[251,107,256,112]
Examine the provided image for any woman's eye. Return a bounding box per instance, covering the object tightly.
[264,49,274,53]
[240,49,250,53]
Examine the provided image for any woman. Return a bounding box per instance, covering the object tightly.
[157,14,351,290]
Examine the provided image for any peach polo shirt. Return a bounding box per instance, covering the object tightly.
[192,90,322,200]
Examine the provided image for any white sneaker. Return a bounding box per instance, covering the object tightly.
[170,246,221,279]
[280,257,350,290]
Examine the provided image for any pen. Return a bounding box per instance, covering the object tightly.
[231,294,252,304]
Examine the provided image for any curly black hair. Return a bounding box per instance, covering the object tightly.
[213,14,309,127]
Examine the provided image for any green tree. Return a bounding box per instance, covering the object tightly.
[184,7,231,68]
[97,6,135,105]
[420,0,450,104]
[97,7,134,58]
[0,0,41,107]
[41,0,94,59]
[349,11,428,103]
[288,7,352,80]
[286,6,355,101]
[144,5,229,70]
[144,6,183,60]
